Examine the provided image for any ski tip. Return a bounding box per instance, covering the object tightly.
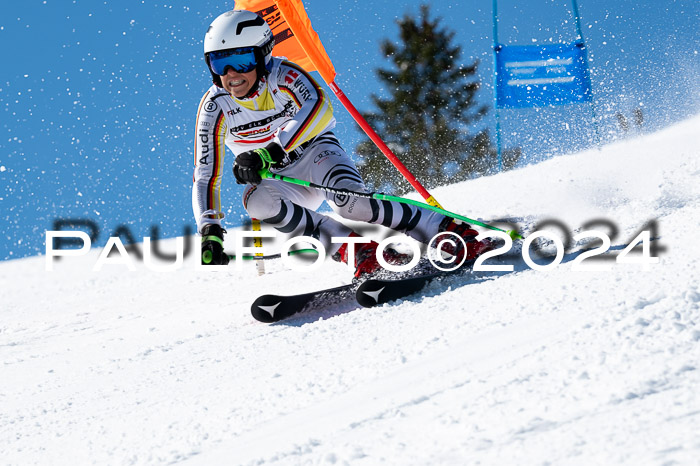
[355,279,385,308]
[250,295,284,323]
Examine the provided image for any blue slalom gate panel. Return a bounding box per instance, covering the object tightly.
[495,40,593,109]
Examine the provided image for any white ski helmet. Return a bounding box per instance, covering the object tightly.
[204,10,275,86]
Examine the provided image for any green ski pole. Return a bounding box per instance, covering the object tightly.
[226,248,318,262]
[259,169,523,240]
[202,248,319,264]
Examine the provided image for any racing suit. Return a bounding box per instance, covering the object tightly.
[192,57,447,255]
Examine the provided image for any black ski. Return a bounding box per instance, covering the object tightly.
[355,265,471,308]
[251,283,356,323]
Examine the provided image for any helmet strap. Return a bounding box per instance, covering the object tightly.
[241,71,265,99]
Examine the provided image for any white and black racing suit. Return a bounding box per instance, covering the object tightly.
[192,57,447,255]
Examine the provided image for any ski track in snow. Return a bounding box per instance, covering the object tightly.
[1,116,700,465]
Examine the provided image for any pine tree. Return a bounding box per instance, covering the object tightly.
[355,4,505,193]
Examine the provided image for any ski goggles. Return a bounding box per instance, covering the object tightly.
[208,47,257,75]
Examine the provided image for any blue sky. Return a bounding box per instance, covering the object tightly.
[1,0,698,260]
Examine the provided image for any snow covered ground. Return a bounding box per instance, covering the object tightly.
[1,115,699,465]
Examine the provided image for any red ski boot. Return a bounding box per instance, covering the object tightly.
[333,233,412,278]
[433,218,497,265]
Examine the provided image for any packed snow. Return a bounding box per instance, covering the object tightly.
[1,115,699,465]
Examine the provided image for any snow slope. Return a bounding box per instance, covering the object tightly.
[1,115,699,465]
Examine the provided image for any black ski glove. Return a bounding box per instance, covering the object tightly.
[233,142,286,185]
[201,224,229,265]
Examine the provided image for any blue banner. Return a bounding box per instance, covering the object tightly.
[495,40,593,109]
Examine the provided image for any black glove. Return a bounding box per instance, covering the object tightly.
[201,224,229,265]
[233,142,286,185]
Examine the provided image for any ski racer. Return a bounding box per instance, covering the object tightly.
[193,9,496,276]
